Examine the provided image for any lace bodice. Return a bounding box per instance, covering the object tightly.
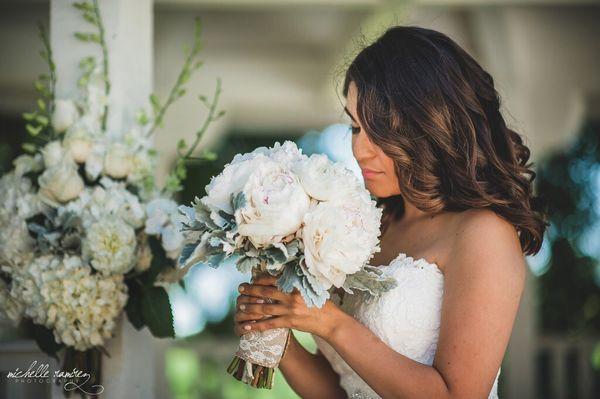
[313,253,501,398]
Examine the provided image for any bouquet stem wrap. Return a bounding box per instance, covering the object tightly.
[226,271,291,389]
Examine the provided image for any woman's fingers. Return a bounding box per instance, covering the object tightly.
[236,294,266,306]
[234,310,266,323]
[234,320,257,336]
[238,282,289,302]
[238,302,288,317]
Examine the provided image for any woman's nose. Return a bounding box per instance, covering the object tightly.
[352,129,377,162]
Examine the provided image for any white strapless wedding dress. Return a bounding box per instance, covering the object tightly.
[313,253,500,399]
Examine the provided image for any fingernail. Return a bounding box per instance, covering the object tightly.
[240,304,246,310]
[244,325,251,330]
[256,299,264,304]
[239,285,245,292]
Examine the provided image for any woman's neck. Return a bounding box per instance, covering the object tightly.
[400,195,429,221]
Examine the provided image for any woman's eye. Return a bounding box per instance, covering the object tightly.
[349,125,360,135]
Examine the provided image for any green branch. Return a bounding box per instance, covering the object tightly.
[21,22,57,152]
[163,78,225,194]
[73,0,110,132]
[145,18,205,138]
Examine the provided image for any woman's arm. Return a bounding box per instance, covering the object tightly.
[325,210,526,398]
[277,332,347,399]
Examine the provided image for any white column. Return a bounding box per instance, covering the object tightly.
[50,1,160,398]
[51,0,153,134]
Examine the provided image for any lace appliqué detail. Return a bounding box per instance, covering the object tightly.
[314,253,501,399]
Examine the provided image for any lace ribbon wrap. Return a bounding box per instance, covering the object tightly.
[226,270,292,389]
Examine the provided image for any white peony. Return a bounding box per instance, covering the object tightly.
[296,153,362,202]
[302,196,382,289]
[38,159,84,205]
[234,156,310,248]
[230,140,305,169]
[104,143,131,179]
[52,99,79,133]
[42,140,69,168]
[83,217,137,275]
[202,154,269,216]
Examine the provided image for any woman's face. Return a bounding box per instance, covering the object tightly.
[346,81,401,198]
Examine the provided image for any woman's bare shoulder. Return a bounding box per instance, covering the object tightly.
[445,208,526,279]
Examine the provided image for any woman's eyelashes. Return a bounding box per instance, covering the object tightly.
[349,124,360,135]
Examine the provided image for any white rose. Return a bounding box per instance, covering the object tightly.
[64,124,95,163]
[83,217,137,275]
[302,197,382,289]
[296,153,361,202]
[235,157,310,248]
[66,137,93,163]
[42,141,69,168]
[38,159,84,204]
[103,143,131,179]
[52,99,79,133]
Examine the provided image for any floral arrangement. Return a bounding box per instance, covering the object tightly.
[178,141,397,389]
[0,0,223,373]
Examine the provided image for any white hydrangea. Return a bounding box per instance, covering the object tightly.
[59,177,145,229]
[302,194,382,290]
[9,255,128,351]
[83,217,137,275]
[145,198,183,258]
[0,173,42,263]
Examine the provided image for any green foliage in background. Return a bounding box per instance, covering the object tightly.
[535,120,600,335]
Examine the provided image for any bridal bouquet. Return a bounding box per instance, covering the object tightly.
[0,0,223,369]
[178,141,397,388]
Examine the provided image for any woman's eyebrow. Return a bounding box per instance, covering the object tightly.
[343,106,357,123]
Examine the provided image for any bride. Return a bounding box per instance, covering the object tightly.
[233,25,547,398]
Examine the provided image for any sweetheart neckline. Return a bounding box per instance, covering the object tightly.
[372,252,444,276]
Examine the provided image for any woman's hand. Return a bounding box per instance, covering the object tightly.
[233,274,346,340]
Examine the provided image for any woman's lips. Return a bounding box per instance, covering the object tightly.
[361,168,382,179]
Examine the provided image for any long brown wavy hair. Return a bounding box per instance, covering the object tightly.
[342,26,547,255]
